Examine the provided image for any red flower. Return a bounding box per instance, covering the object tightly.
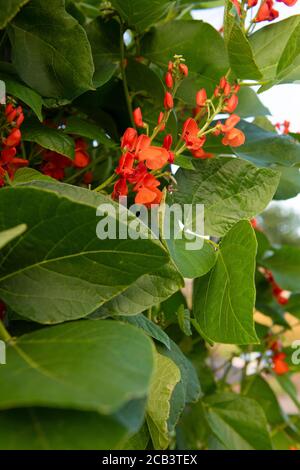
[133,107,145,128]
[157,112,165,131]
[168,61,174,72]
[196,89,207,107]
[255,0,279,22]
[74,138,90,168]
[223,94,238,113]
[41,150,72,180]
[134,134,169,170]
[121,128,137,151]
[3,128,21,147]
[192,148,213,159]
[179,63,188,76]
[134,173,162,206]
[182,118,205,150]
[248,0,258,5]
[164,92,174,110]
[165,72,173,89]
[116,152,135,177]
[272,352,289,375]
[222,127,245,147]
[163,134,172,151]
[112,177,128,199]
[83,171,93,184]
[277,0,297,5]
[231,0,241,15]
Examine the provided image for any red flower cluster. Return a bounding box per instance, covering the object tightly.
[269,340,289,375]
[0,101,28,186]
[112,127,170,205]
[182,76,244,158]
[275,120,290,134]
[41,138,90,180]
[263,268,290,305]
[113,58,189,206]
[231,0,297,24]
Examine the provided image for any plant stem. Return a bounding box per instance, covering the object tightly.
[120,23,135,128]
[0,320,12,343]
[94,172,116,192]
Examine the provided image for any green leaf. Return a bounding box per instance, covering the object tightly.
[177,304,192,336]
[86,17,119,88]
[274,166,300,200]
[235,88,270,118]
[0,224,27,250]
[275,374,300,411]
[0,0,29,29]
[93,262,183,317]
[146,352,181,450]
[22,118,75,159]
[263,246,300,292]
[194,221,259,344]
[142,20,228,74]
[12,167,54,184]
[8,0,94,99]
[0,181,169,323]
[0,73,43,121]
[224,1,261,80]
[171,157,280,237]
[64,116,105,141]
[157,339,202,433]
[126,59,164,107]
[0,408,131,450]
[250,16,300,89]
[0,320,154,413]
[120,423,150,450]
[244,375,285,426]
[236,121,300,168]
[165,237,218,279]
[204,393,272,450]
[110,0,174,33]
[116,314,171,350]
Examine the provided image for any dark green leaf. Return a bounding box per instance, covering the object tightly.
[244,375,285,426]
[86,17,120,88]
[142,20,228,74]
[93,262,183,317]
[127,59,164,107]
[0,320,154,412]
[204,393,272,450]
[110,0,174,33]
[171,157,280,237]
[0,0,29,29]
[235,88,270,118]
[116,314,171,350]
[0,408,130,450]
[0,73,43,121]
[224,2,261,80]
[194,221,259,344]
[274,166,300,200]
[64,116,106,141]
[235,121,300,168]
[0,181,169,323]
[8,0,94,99]
[250,16,300,90]
[22,118,75,159]
[13,167,54,184]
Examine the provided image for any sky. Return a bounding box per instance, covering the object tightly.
[192,5,300,213]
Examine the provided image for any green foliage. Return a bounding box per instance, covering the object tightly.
[0,0,299,451]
